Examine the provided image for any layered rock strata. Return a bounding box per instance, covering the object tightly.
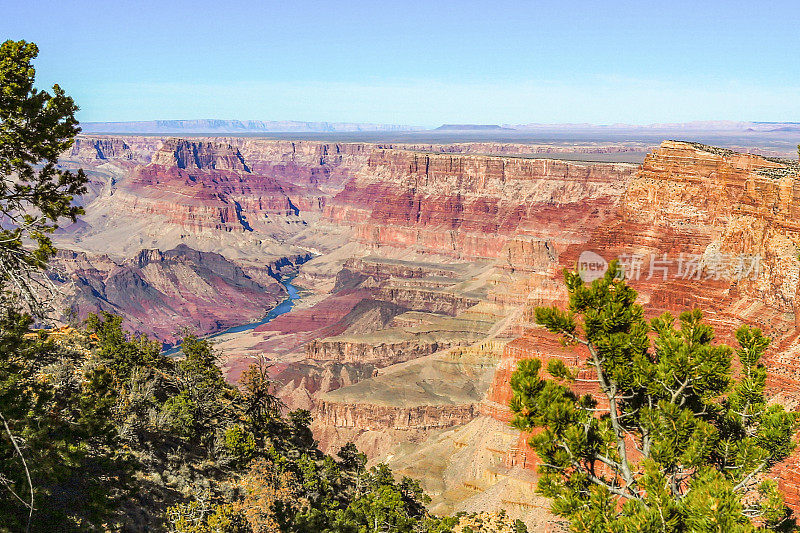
[53,244,284,344]
[324,149,635,259]
[482,141,800,513]
[312,343,503,456]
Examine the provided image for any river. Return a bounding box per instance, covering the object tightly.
[163,276,300,355]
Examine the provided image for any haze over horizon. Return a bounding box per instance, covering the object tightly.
[4,0,800,126]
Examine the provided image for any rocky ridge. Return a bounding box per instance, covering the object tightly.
[52,244,286,345]
[478,141,800,519]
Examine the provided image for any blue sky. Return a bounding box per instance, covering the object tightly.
[3,0,799,126]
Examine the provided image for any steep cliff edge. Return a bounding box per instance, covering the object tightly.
[324,149,635,259]
[63,135,162,165]
[486,141,800,402]
[150,138,250,171]
[312,343,502,457]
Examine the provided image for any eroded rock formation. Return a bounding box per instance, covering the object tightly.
[481,141,800,517]
[55,135,800,527]
[324,149,635,258]
[52,245,284,345]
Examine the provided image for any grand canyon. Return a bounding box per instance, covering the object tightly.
[48,131,800,529]
[5,3,800,529]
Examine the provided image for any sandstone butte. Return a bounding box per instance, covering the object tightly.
[55,136,800,528]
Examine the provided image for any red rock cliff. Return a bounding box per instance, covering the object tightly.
[324,149,636,259]
[485,141,800,506]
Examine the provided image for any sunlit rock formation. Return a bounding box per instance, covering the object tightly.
[54,135,800,528]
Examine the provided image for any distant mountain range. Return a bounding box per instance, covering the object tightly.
[434,124,515,131]
[81,119,424,134]
[80,119,800,135]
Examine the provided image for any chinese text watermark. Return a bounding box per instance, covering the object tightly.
[577,251,761,283]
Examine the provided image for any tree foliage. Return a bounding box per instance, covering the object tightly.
[0,39,87,311]
[510,262,799,532]
[0,309,132,530]
[0,310,463,531]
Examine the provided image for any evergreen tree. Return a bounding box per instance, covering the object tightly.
[510,261,799,532]
[0,41,92,529]
[0,309,132,530]
[0,39,87,311]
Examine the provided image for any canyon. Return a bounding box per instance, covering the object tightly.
[54,134,800,529]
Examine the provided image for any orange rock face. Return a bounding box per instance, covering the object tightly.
[481,330,597,472]
[485,331,590,420]
[484,141,800,507]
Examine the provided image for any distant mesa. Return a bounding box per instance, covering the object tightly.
[763,125,800,132]
[506,120,800,133]
[434,124,512,131]
[81,119,423,134]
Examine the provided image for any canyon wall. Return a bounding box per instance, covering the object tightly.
[481,141,800,516]
[56,135,800,524]
[324,149,635,259]
[64,136,162,164]
[315,400,479,431]
[485,141,800,404]
[60,135,638,263]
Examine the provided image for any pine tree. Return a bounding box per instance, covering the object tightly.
[510,261,799,532]
[0,39,87,311]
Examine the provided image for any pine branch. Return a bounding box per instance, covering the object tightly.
[0,411,34,533]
